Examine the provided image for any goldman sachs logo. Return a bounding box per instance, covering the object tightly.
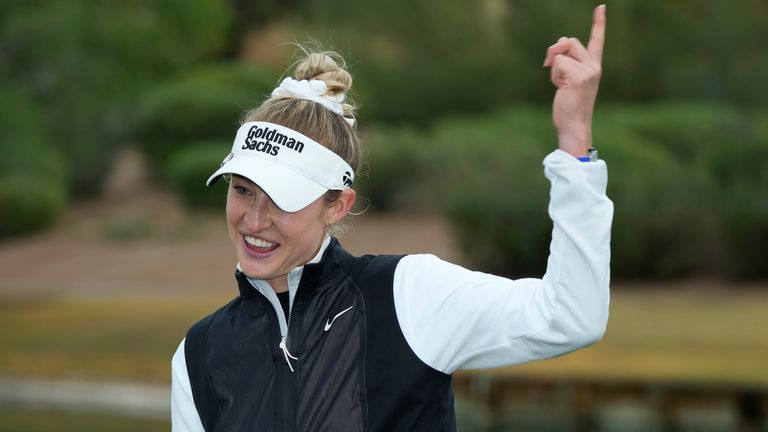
[242,125,305,156]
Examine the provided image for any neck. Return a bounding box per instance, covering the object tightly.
[265,234,330,294]
[268,276,290,293]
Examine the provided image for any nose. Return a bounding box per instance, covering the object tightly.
[243,190,274,230]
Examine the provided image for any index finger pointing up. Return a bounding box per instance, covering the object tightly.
[587,4,606,64]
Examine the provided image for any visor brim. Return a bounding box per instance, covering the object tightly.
[206,155,328,213]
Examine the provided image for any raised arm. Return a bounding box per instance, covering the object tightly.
[546,4,606,157]
[392,5,612,374]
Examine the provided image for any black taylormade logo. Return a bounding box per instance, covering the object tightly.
[342,171,353,187]
[242,125,305,156]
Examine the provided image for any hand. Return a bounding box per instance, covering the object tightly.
[544,4,606,157]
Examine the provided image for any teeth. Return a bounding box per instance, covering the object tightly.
[244,235,275,248]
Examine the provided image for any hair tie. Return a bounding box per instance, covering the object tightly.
[271,77,356,127]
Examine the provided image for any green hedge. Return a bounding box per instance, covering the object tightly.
[0,177,66,238]
[716,111,768,279]
[436,107,559,277]
[136,64,277,170]
[598,103,768,279]
[364,102,768,280]
[165,142,231,209]
[303,0,768,126]
[1,1,231,196]
[355,127,433,212]
[0,88,68,237]
[151,100,767,279]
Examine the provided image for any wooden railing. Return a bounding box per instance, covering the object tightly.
[452,374,767,432]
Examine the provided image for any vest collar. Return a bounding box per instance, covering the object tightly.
[234,235,348,299]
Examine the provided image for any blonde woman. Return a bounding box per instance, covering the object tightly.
[172,5,610,431]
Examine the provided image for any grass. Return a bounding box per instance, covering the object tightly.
[0,296,228,383]
[483,288,768,385]
[0,288,767,384]
[0,407,169,432]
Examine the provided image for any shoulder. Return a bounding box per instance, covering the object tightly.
[341,252,480,292]
[186,296,241,343]
[329,240,407,282]
[394,253,493,283]
[349,253,405,276]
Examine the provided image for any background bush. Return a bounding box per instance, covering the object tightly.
[299,0,768,126]
[355,127,432,212]
[165,142,231,210]
[136,64,277,171]
[0,0,230,196]
[437,107,556,278]
[2,0,766,280]
[599,103,768,279]
[714,110,768,279]
[0,177,66,239]
[364,103,768,280]
[0,88,67,237]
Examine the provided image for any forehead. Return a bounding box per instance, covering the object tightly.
[231,174,257,187]
[229,174,283,207]
[230,174,269,196]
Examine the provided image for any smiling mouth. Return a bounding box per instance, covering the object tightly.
[243,234,279,254]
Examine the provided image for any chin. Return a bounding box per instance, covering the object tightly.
[239,260,270,279]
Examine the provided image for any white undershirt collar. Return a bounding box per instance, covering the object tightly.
[236,235,332,336]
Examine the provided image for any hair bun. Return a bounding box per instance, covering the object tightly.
[294,52,353,100]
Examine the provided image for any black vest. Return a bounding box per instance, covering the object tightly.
[184,238,456,431]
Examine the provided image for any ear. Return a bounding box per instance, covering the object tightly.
[325,188,357,224]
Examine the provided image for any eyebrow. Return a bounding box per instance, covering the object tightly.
[232,174,256,187]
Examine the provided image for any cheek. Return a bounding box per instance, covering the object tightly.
[280,208,326,239]
[225,196,243,235]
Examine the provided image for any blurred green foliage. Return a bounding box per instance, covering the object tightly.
[363,103,768,280]
[597,103,768,279]
[0,0,230,196]
[0,88,67,237]
[165,142,231,209]
[0,176,66,239]
[136,64,277,170]
[356,127,434,212]
[1,0,767,279]
[436,108,555,278]
[300,0,768,125]
[135,63,277,208]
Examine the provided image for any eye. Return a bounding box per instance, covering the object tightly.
[233,185,251,197]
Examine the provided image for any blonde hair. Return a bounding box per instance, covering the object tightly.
[242,49,361,174]
[242,47,362,234]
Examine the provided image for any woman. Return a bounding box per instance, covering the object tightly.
[172,5,610,431]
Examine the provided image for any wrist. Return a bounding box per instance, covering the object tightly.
[557,129,592,158]
[576,148,598,162]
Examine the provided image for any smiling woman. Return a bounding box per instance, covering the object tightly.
[172,8,612,430]
[225,174,352,293]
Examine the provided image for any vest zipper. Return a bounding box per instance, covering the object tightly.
[279,289,299,432]
[280,294,299,372]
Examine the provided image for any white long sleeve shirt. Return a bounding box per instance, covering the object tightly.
[171,148,613,429]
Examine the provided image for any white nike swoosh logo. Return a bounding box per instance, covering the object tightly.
[324,305,354,332]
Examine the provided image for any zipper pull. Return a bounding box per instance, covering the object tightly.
[279,337,299,373]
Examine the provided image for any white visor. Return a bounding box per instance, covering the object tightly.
[207,122,354,213]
